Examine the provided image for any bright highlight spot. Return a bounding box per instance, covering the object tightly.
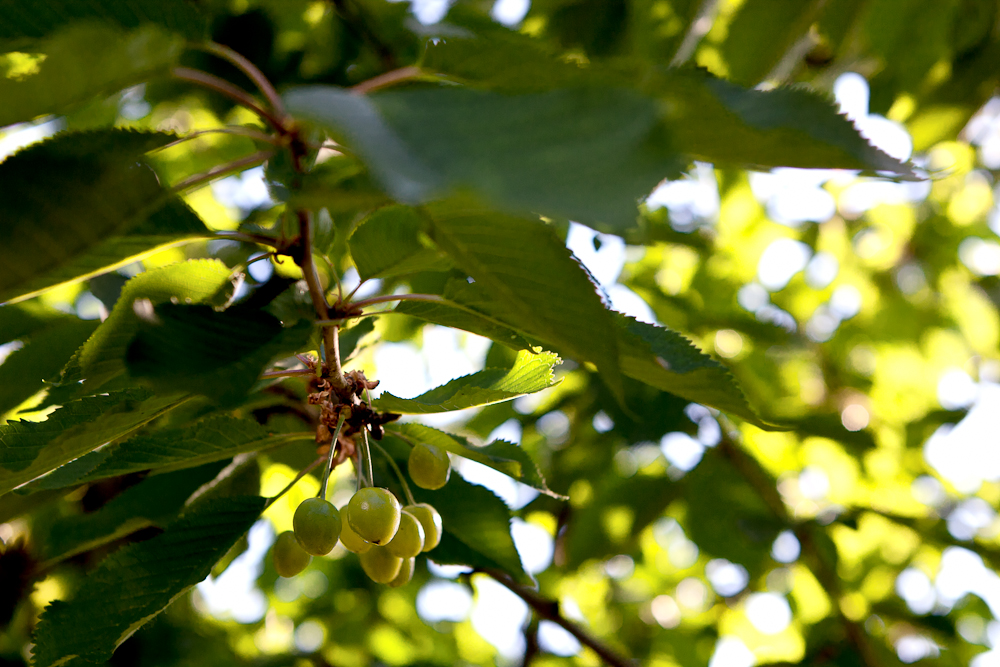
[841,403,870,431]
[745,592,792,634]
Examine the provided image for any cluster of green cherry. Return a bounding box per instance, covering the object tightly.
[272,440,452,587]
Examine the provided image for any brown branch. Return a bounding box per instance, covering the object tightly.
[261,368,314,379]
[295,210,344,383]
[480,569,635,667]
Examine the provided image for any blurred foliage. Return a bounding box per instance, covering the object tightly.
[3,1,1000,667]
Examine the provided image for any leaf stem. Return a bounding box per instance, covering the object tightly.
[369,438,416,505]
[153,127,281,152]
[198,42,289,122]
[261,368,313,379]
[350,293,446,310]
[171,151,275,193]
[319,411,348,500]
[351,65,424,95]
[480,569,635,667]
[171,67,287,132]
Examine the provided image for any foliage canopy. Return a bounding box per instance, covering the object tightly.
[2,0,1000,666]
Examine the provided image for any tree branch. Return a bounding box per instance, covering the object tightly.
[171,150,275,193]
[295,209,342,381]
[480,569,635,667]
[351,66,424,95]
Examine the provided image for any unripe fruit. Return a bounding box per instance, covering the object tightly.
[389,557,415,588]
[360,546,403,583]
[404,503,442,552]
[293,497,341,556]
[408,443,451,490]
[339,515,372,553]
[385,510,425,558]
[347,487,401,545]
[273,531,311,577]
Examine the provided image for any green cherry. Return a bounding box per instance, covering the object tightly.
[339,515,372,553]
[388,557,415,588]
[385,510,425,559]
[347,487,401,545]
[273,531,311,578]
[360,546,403,584]
[408,442,451,490]
[293,497,342,556]
[404,503,443,552]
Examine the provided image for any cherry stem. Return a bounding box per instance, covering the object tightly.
[171,150,274,193]
[210,230,279,247]
[198,41,289,122]
[359,428,375,493]
[369,439,416,506]
[266,455,325,509]
[480,569,636,667]
[171,67,287,132]
[318,411,348,500]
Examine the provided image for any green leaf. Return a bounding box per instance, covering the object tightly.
[124,303,312,406]
[0,388,188,496]
[719,0,822,86]
[0,318,99,416]
[347,205,449,280]
[376,435,530,584]
[682,450,783,577]
[421,35,916,178]
[0,300,78,345]
[0,130,210,304]
[0,23,184,128]
[657,68,917,177]
[614,314,772,428]
[284,85,684,230]
[388,422,563,498]
[25,415,313,492]
[395,278,537,350]
[0,0,207,42]
[563,474,680,569]
[74,259,235,393]
[31,495,267,667]
[40,462,228,563]
[374,349,560,414]
[429,209,624,401]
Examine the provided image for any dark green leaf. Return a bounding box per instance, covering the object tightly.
[682,450,782,577]
[656,68,917,177]
[31,495,267,667]
[374,349,560,413]
[124,303,312,406]
[74,259,236,393]
[429,209,624,401]
[0,300,77,345]
[347,205,449,280]
[0,318,98,416]
[0,130,210,304]
[26,415,313,492]
[388,422,563,498]
[285,84,684,230]
[395,278,537,350]
[40,462,228,563]
[0,0,207,42]
[614,314,773,428]
[719,0,822,86]
[563,474,680,569]
[377,435,530,584]
[422,35,916,178]
[0,24,184,128]
[0,388,188,496]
